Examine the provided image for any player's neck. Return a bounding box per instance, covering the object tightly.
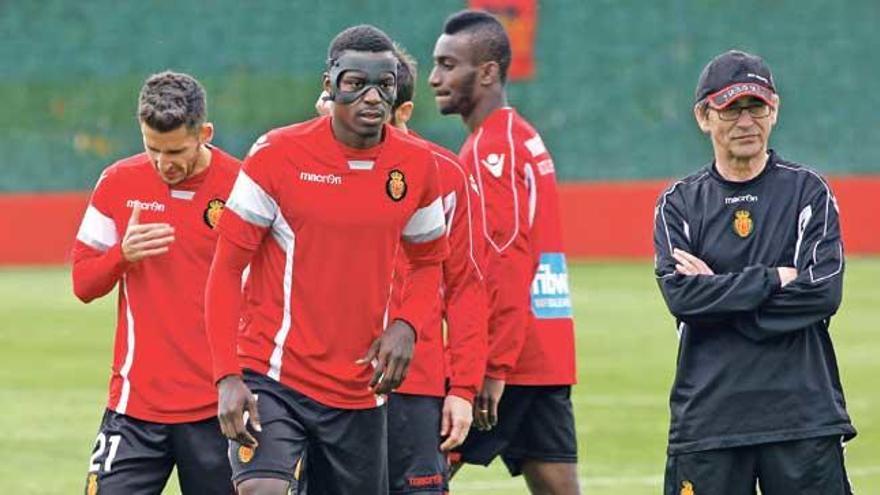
[715,150,769,182]
[464,89,507,133]
[331,118,383,149]
[190,145,212,178]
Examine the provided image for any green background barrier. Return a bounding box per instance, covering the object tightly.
[1,0,878,191]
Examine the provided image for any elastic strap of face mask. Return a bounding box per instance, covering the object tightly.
[327,53,397,105]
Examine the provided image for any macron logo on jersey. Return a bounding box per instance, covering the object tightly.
[299,171,342,185]
[724,194,758,205]
[481,153,505,178]
[126,199,165,212]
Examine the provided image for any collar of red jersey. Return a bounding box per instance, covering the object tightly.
[293,116,422,171]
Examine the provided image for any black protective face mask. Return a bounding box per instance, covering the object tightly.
[327,53,397,105]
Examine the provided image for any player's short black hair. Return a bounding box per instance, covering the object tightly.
[393,43,417,110]
[137,71,206,133]
[327,24,396,67]
[443,10,512,83]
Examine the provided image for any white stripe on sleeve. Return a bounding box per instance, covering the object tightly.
[433,151,484,280]
[115,275,136,414]
[443,191,457,237]
[525,162,537,228]
[524,134,547,157]
[775,164,843,284]
[794,204,812,266]
[402,197,446,243]
[76,205,118,252]
[226,171,278,228]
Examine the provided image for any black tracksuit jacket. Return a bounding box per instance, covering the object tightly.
[653,150,856,454]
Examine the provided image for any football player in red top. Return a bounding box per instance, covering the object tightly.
[386,46,488,495]
[72,71,239,494]
[205,25,449,495]
[313,44,489,495]
[429,10,580,494]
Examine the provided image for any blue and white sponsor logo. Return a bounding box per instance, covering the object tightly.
[531,252,573,319]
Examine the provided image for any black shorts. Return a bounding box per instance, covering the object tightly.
[231,370,388,494]
[84,409,233,495]
[454,385,578,476]
[664,436,854,495]
[387,393,447,494]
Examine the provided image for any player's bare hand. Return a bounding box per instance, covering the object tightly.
[315,90,334,116]
[122,207,175,262]
[440,394,473,451]
[217,375,261,448]
[474,377,505,430]
[357,319,415,394]
[777,267,798,287]
[673,248,715,276]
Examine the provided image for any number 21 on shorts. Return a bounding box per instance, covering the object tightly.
[88,432,122,473]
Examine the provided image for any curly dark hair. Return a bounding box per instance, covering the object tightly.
[137,71,206,132]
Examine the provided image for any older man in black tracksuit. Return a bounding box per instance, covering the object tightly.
[653,50,856,495]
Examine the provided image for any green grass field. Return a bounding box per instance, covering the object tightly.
[1,260,878,494]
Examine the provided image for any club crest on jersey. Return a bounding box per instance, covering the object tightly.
[203,198,225,229]
[680,480,694,495]
[238,445,255,463]
[86,472,99,495]
[386,169,407,201]
[733,210,753,238]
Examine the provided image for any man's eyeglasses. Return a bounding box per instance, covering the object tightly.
[714,103,772,121]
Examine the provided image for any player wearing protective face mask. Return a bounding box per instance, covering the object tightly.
[313,45,489,495]
[204,25,449,495]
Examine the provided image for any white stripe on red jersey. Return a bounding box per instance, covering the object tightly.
[117,275,136,414]
[226,171,278,228]
[402,197,445,243]
[77,204,119,252]
[266,214,295,381]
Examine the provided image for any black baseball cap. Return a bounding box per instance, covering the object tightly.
[695,50,777,109]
